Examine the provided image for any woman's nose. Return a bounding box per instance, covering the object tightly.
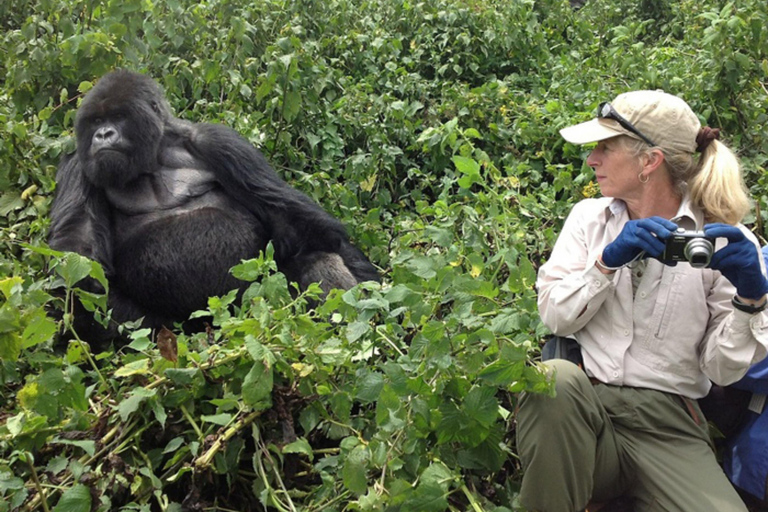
[586,149,599,167]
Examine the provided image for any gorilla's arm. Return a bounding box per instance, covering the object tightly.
[176,121,380,289]
[48,153,114,272]
[48,153,168,335]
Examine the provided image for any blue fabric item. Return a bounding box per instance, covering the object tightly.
[705,224,768,299]
[601,216,677,267]
[722,357,768,501]
[721,245,768,501]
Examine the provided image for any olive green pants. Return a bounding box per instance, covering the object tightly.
[516,360,747,512]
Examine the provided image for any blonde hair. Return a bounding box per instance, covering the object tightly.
[619,136,750,224]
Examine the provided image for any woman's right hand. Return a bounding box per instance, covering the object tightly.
[602,216,678,268]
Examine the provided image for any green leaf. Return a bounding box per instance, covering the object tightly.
[114,358,150,377]
[0,276,23,300]
[164,368,200,386]
[201,413,233,426]
[345,320,370,343]
[21,309,57,349]
[479,359,524,386]
[355,371,384,403]
[341,444,369,496]
[402,481,448,512]
[51,439,96,457]
[56,253,93,288]
[163,437,185,454]
[0,333,22,361]
[282,437,313,460]
[0,193,23,216]
[46,456,70,476]
[463,386,498,428]
[283,90,301,122]
[242,360,273,408]
[117,388,156,421]
[452,155,481,176]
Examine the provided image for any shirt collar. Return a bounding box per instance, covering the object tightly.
[605,192,702,230]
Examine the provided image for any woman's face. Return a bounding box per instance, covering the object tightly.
[586,136,644,200]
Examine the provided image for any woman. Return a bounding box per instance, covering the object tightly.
[516,90,768,512]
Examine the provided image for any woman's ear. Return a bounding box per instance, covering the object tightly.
[643,148,666,173]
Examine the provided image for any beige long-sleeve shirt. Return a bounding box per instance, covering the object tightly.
[536,196,768,398]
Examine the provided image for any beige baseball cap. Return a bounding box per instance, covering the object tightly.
[560,90,701,154]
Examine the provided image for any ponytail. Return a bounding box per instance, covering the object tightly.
[688,140,750,224]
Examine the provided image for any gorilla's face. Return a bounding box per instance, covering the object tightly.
[75,70,171,189]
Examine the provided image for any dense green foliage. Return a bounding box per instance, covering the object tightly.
[1,0,767,510]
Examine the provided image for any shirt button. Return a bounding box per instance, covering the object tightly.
[623,330,630,336]
[640,292,646,298]
[613,371,619,378]
[593,280,601,287]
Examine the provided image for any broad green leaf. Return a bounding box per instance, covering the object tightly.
[354,371,384,403]
[453,155,480,176]
[51,439,96,457]
[341,445,369,496]
[56,253,93,288]
[282,437,313,460]
[283,90,301,122]
[114,358,150,377]
[117,388,156,421]
[464,386,498,428]
[201,413,233,426]
[402,481,449,512]
[0,277,23,300]
[0,333,22,361]
[242,360,273,408]
[163,437,185,454]
[0,193,23,216]
[21,309,57,349]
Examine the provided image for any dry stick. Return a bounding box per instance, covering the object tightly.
[24,345,254,510]
[23,420,139,511]
[194,410,263,470]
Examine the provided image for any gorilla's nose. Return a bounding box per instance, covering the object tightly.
[94,125,120,147]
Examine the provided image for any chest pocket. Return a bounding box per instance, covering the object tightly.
[632,265,711,377]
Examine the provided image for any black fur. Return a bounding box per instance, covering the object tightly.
[49,70,378,338]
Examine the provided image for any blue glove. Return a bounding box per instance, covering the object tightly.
[705,223,768,300]
[602,216,678,267]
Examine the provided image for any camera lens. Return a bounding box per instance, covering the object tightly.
[684,239,714,268]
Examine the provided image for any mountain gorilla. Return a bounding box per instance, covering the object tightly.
[48,69,379,337]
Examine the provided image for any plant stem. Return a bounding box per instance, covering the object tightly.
[181,404,205,440]
[25,453,51,512]
[195,410,262,469]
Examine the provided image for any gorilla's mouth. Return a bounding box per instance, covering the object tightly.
[86,150,135,188]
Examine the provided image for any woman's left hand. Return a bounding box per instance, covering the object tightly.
[705,223,768,300]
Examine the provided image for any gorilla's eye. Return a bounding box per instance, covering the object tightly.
[151,101,160,113]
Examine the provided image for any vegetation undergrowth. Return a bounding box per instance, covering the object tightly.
[1,0,767,510]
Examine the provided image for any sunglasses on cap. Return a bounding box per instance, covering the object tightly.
[598,102,656,147]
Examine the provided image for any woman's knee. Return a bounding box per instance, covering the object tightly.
[518,359,593,421]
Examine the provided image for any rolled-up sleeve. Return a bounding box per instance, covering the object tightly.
[700,283,768,385]
[700,231,768,385]
[537,201,616,336]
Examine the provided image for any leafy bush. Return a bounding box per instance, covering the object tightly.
[1,0,767,510]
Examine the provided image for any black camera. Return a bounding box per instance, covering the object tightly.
[661,228,715,268]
